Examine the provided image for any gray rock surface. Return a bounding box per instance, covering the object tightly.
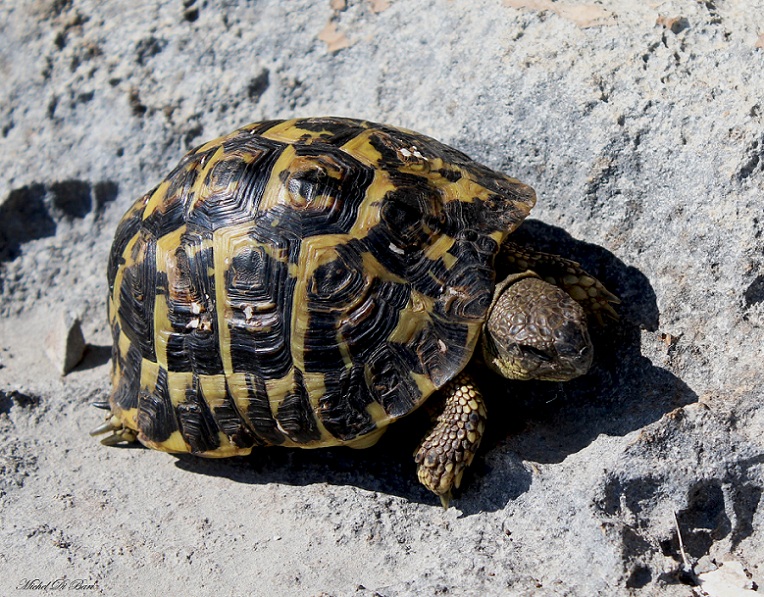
[1,0,763,595]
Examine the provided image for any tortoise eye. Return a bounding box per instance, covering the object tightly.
[519,345,553,362]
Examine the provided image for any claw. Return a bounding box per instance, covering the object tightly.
[90,413,137,445]
[100,432,134,446]
[603,301,620,321]
[91,400,111,410]
[89,418,118,436]
[440,492,451,510]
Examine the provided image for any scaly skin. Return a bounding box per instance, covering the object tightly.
[413,243,619,507]
[500,241,620,322]
[414,373,487,509]
[482,274,594,382]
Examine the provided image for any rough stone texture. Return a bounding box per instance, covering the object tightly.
[1,1,763,595]
[44,311,86,375]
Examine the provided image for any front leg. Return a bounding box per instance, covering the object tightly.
[414,372,488,509]
[500,240,620,322]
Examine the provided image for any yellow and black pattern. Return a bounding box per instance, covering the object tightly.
[105,117,536,456]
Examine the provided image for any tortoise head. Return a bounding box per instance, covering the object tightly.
[480,273,593,382]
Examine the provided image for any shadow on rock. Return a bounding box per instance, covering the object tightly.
[440,220,697,515]
[170,220,695,514]
[0,185,57,263]
[75,344,113,372]
[485,220,696,468]
[0,180,119,263]
[172,408,484,508]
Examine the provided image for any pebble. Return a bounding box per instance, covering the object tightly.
[44,311,86,375]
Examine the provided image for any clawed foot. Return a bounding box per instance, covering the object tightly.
[414,373,487,509]
[89,414,137,446]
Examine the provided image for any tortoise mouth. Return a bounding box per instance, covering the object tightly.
[520,341,593,382]
[482,338,593,382]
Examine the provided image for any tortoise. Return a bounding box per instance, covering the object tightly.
[91,117,617,507]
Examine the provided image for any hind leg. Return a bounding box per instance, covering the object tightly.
[89,413,138,446]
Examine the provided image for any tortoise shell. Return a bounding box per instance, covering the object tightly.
[106,117,536,456]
